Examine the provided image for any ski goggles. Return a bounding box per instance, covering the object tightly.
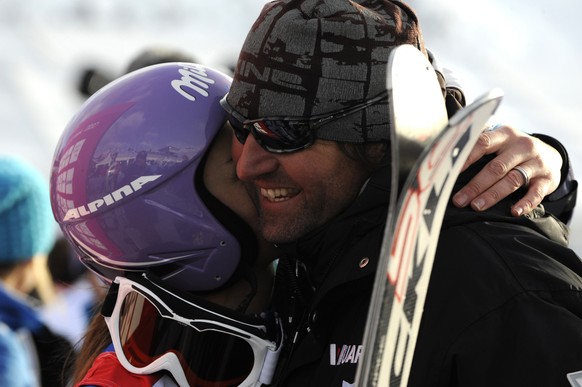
[220,90,389,153]
[102,273,282,387]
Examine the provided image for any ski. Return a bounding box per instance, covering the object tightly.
[355,45,503,386]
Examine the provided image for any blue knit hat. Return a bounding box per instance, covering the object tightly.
[0,156,54,263]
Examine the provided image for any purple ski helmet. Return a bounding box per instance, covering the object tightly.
[50,62,255,292]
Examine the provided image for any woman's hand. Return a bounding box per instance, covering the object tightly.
[452,125,562,216]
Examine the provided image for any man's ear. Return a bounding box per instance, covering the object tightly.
[366,142,389,165]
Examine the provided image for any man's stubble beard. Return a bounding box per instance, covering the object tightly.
[244,182,326,245]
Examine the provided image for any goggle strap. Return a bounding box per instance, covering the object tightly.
[101,281,120,318]
[258,344,283,385]
[258,318,284,385]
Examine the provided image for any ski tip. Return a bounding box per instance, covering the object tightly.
[474,88,504,107]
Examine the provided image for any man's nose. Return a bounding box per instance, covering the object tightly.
[233,134,280,182]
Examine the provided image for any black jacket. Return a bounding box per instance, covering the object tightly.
[273,158,582,386]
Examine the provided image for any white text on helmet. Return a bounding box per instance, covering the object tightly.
[63,175,162,221]
[171,65,216,101]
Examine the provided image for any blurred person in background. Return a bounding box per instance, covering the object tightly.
[0,156,74,387]
[41,236,105,347]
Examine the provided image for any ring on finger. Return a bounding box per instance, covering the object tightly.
[512,165,530,187]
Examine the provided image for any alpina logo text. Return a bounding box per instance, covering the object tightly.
[63,175,161,221]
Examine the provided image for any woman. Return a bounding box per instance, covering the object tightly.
[51,62,281,387]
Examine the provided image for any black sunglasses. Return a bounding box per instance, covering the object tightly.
[219,90,389,153]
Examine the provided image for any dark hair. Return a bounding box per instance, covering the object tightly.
[338,141,390,171]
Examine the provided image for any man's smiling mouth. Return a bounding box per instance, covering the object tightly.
[260,187,299,202]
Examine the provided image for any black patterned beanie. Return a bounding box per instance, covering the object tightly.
[226,0,425,142]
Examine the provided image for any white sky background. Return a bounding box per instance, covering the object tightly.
[1,0,580,252]
[408,0,582,252]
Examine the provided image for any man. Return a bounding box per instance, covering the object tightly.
[221,0,582,385]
